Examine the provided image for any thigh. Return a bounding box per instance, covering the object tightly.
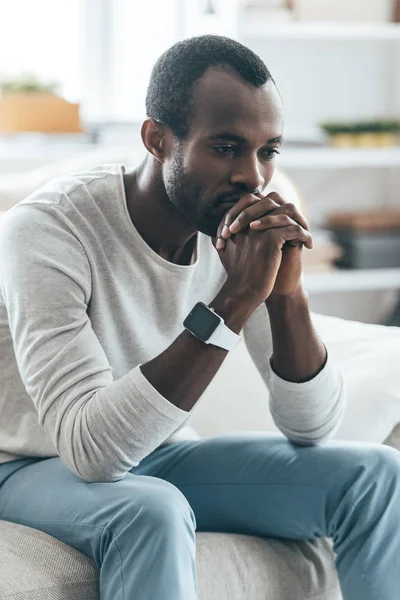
[0,455,188,565]
[136,432,388,540]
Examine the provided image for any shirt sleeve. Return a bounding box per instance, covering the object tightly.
[242,302,346,445]
[0,204,189,483]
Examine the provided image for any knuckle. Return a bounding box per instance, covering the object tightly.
[266,197,279,209]
[281,214,292,226]
[267,191,284,204]
[225,211,237,225]
[236,211,248,223]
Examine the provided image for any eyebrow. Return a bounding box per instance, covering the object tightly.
[207,133,284,144]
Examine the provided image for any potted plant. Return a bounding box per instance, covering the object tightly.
[320,119,400,148]
[320,122,355,148]
[0,72,82,134]
[373,120,400,147]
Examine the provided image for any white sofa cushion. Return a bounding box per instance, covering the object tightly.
[188,314,400,445]
[0,520,98,600]
[0,520,342,600]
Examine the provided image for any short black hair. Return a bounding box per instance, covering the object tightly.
[145,34,273,139]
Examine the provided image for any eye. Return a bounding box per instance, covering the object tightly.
[213,145,237,156]
[259,148,281,160]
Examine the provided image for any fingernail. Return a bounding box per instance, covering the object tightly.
[216,238,224,250]
[250,220,262,227]
[221,225,230,238]
[229,220,239,233]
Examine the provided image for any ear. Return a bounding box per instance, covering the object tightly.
[141,118,172,163]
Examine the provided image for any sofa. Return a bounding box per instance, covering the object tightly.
[1,147,400,599]
[1,325,400,600]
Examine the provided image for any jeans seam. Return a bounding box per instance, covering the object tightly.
[109,536,126,599]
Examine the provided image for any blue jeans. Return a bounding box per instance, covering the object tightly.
[0,432,399,599]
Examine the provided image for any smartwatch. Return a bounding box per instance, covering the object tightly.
[183,302,241,351]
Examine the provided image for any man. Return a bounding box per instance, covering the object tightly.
[0,35,399,600]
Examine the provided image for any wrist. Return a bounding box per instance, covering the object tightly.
[209,282,259,334]
[265,283,308,312]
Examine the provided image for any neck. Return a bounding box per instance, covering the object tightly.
[124,155,198,265]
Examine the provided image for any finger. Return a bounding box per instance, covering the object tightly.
[216,235,225,251]
[264,202,310,232]
[214,236,226,251]
[250,214,313,249]
[266,191,309,231]
[216,199,246,241]
[250,213,297,231]
[223,193,277,230]
[216,219,227,240]
[217,204,236,240]
[225,193,282,237]
[269,223,313,249]
[266,191,286,207]
[211,235,225,252]
[216,237,226,251]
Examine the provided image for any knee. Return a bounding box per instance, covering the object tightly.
[112,477,197,538]
[139,480,197,532]
[342,444,400,493]
[363,444,400,483]
[327,445,400,543]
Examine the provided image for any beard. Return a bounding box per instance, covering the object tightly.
[164,148,222,238]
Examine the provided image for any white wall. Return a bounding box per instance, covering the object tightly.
[243,38,396,141]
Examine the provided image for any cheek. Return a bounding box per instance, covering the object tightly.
[261,160,276,184]
[187,151,229,190]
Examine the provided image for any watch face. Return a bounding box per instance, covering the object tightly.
[183,302,221,342]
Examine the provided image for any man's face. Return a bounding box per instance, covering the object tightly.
[163,67,284,237]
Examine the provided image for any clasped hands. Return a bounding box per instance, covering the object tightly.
[215,191,313,252]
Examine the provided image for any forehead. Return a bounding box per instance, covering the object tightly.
[188,67,283,142]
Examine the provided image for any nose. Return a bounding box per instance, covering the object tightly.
[229,153,265,193]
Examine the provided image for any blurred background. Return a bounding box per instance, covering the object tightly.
[1,0,400,325]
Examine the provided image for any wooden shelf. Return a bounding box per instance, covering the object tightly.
[240,21,400,41]
[304,268,400,293]
[278,147,400,169]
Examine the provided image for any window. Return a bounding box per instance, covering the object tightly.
[0,0,235,125]
[82,0,182,123]
[0,0,82,102]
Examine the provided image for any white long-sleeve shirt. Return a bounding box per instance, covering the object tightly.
[0,164,345,483]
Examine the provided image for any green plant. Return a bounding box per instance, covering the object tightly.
[0,72,60,95]
[320,119,400,135]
